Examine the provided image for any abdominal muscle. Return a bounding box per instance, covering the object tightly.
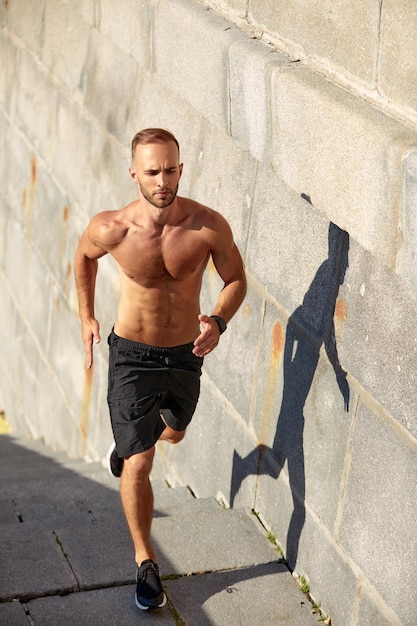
[114,272,203,347]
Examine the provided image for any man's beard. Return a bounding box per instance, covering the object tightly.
[139,182,179,208]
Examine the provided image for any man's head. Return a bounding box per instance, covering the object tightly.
[131,128,180,161]
[129,128,183,209]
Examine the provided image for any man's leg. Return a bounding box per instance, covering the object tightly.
[120,424,185,565]
[120,447,157,565]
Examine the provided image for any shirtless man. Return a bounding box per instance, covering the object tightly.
[74,128,247,611]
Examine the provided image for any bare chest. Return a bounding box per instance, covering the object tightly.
[112,229,209,285]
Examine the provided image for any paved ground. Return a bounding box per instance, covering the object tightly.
[0,433,322,625]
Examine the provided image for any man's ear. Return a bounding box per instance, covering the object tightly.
[179,163,184,178]
[129,167,139,183]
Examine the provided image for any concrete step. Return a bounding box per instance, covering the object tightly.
[0,433,320,626]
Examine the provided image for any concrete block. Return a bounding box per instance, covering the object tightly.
[153,508,278,574]
[356,589,399,626]
[339,403,417,626]
[0,30,20,112]
[29,177,72,286]
[35,359,81,456]
[0,199,8,270]
[254,319,352,530]
[0,313,21,425]
[230,39,292,161]
[256,459,358,625]
[0,119,33,216]
[153,0,247,131]
[50,95,94,207]
[0,525,77,601]
[270,65,417,269]
[13,331,42,436]
[15,48,58,161]
[302,356,351,529]
[0,602,30,626]
[293,512,358,626]
[254,459,295,555]
[248,0,380,86]
[0,1,6,27]
[19,251,52,350]
[379,0,417,116]
[250,302,285,443]
[42,0,91,94]
[398,149,417,294]
[54,519,134,588]
[1,309,24,405]
[46,299,94,439]
[165,562,318,626]
[247,165,340,319]
[6,0,46,58]
[28,586,176,626]
[189,118,257,253]
[206,0,247,19]
[338,237,417,439]
[60,0,97,27]
[4,219,29,312]
[49,104,129,219]
[99,0,151,66]
[83,28,139,145]
[83,128,133,217]
[202,282,264,425]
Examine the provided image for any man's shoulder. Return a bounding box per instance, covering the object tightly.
[179,197,226,228]
[88,205,133,248]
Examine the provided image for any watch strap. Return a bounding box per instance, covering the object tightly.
[210,315,227,334]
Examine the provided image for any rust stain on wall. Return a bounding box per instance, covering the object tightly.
[27,157,37,239]
[80,366,93,441]
[271,320,284,364]
[60,206,69,284]
[260,320,284,442]
[242,303,250,319]
[64,261,72,295]
[335,299,347,322]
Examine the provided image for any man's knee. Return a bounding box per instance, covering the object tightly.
[160,427,185,445]
[123,447,155,478]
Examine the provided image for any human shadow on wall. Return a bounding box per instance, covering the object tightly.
[230,221,350,571]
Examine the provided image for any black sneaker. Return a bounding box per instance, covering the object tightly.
[106,442,123,478]
[135,559,167,610]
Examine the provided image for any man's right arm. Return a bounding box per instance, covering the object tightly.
[74,227,108,369]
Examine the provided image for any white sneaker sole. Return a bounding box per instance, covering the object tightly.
[105,441,121,478]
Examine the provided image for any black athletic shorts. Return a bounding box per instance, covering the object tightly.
[107,330,203,458]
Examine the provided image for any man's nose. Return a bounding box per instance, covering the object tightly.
[157,172,167,187]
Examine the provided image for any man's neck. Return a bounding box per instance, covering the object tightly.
[138,196,185,228]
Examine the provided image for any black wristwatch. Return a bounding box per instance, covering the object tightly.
[210,315,227,334]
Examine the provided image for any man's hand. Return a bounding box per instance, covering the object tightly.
[81,318,101,369]
[192,314,221,357]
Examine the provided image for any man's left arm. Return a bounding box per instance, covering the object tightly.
[193,221,247,357]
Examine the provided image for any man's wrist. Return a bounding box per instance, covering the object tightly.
[210,315,227,334]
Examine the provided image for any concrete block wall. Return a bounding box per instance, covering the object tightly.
[0,1,416,624]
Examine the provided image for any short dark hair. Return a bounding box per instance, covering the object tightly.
[131,128,180,160]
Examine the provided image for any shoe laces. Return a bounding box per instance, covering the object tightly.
[137,559,159,583]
